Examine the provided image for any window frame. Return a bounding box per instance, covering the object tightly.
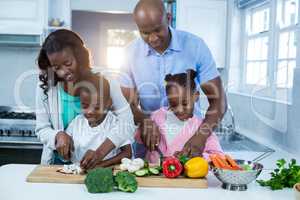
[239,0,300,103]
[240,2,271,92]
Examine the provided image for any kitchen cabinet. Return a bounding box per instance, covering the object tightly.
[176,0,227,69]
[0,0,45,35]
[45,0,71,36]
[0,0,71,45]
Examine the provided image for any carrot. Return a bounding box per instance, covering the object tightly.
[209,154,222,168]
[225,154,243,170]
[215,154,233,170]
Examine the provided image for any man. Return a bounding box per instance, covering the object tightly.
[119,0,227,157]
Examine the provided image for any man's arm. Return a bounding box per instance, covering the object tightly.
[180,77,227,157]
[200,76,227,135]
[121,87,161,152]
[121,87,148,125]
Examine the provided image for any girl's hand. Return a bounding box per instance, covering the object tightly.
[80,150,102,170]
[55,131,74,160]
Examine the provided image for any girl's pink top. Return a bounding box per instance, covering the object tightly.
[135,107,224,163]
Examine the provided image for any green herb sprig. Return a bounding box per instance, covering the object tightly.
[257,159,300,190]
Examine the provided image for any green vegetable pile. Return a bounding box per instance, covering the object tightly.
[85,168,138,193]
[115,171,138,192]
[257,159,300,190]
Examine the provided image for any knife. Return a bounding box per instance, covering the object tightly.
[156,146,165,165]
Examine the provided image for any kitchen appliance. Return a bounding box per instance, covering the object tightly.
[0,106,42,165]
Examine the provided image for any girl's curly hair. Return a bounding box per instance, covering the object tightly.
[165,69,198,93]
[37,29,91,96]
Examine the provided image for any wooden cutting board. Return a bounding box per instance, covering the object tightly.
[26,165,208,188]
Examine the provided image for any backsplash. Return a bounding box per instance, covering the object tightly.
[0,47,39,109]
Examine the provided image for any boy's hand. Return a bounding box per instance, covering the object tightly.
[80,150,102,170]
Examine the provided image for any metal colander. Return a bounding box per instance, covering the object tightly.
[211,159,264,191]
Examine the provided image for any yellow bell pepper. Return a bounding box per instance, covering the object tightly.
[184,157,209,178]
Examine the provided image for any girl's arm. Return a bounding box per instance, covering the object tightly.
[96,144,132,168]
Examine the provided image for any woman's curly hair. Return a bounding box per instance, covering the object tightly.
[37,29,91,96]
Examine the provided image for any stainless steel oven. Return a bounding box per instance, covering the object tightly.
[0,106,42,165]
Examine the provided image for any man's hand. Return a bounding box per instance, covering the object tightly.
[80,150,102,170]
[55,131,74,160]
[175,77,227,158]
[176,130,210,158]
[141,119,161,152]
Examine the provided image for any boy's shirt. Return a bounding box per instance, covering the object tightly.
[66,111,131,163]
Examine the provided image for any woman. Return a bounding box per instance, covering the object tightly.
[36,29,134,166]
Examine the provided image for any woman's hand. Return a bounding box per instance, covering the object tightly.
[80,150,102,170]
[55,131,74,160]
[141,119,161,152]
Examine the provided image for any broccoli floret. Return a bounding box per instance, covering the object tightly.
[114,171,138,193]
[84,168,114,193]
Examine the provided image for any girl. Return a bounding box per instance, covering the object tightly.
[36,29,134,165]
[134,70,223,163]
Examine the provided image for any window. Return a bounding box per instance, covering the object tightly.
[106,29,139,69]
[244,5,270,86]
[276,0,298,88]
[240,0,299,102]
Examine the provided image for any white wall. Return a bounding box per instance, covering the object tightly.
[176,0,227,69]
[72,11,137,67]
[71,0,139,14]
[0,47,38,109]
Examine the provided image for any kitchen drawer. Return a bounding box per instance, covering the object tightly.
[0,148,42,166]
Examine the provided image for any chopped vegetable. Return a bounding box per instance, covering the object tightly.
[135,169,149,177]
[257,159,300,190]
[120,158,145,173]
[121,158,132,165]
[149,167,160,175]
[162,157,183,178]
[134,167,160,177]
[57,164,83,175]
[127,165,141,173]
[84,168,114,193]
[114,171,138,193]
[132,158,145,168]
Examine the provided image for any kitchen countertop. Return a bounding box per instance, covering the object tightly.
[0,163,294,200]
